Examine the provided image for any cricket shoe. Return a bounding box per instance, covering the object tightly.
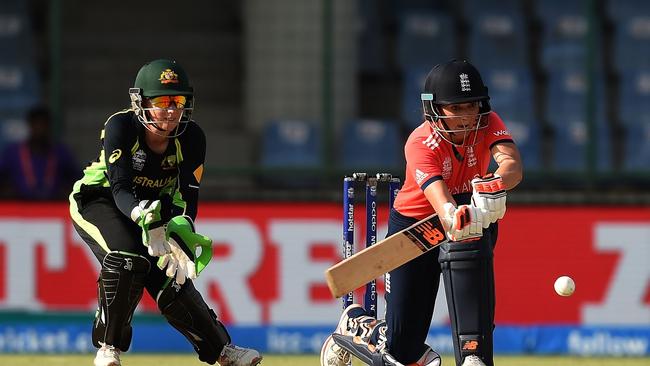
[383,346,441,366]
[337,303,374,336]
[218,344,263,366]
[320,334,352,366]
[94,343,121,366]
[320,304,371,366]
[414,347,442,366]
[462,354,486,366]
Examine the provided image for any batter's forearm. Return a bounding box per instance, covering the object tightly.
[494,159,522,190]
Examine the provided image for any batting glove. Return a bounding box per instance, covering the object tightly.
[471,173,507,224]
[442,202,487,242]
[157,215,213,284]
[131,200,170,256]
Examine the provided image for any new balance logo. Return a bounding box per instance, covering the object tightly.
[460,73,471,92]
[462,340,479,351]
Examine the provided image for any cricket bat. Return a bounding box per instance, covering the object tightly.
[325,213,449,298]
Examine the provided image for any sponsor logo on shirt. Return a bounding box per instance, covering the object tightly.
[493,129,510,137]
[132,175,175,188]
[132,149,146,171]
[161,155,177,170]
[108,149,122,164]
[415,169,429,185]
[442,157,452,180]
[466,146,477,167]
[449,179,473,195]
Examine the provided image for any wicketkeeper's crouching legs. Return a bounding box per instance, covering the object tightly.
[156,279,231,364]
[93,252,151,352]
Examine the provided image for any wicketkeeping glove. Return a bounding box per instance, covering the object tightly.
[131,200,170,256]
[471,173,507,224]
[157,215,213,284]
[442,202,488,242]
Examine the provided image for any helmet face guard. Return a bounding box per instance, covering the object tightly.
[130,59,194,138]
[421,94,490,147]
[421,59,492,147]
[130,88,193,138]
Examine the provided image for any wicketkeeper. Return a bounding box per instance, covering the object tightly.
[69,59,262,366]
[322,59,523,366]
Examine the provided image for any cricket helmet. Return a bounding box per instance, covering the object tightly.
[421,59,492,147]
[129,59,194,137]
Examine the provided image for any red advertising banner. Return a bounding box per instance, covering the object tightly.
[0,202,648,326]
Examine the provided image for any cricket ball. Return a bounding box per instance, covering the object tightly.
[554,275,575,297]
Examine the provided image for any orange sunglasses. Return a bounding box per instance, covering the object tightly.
[149,95,187,109]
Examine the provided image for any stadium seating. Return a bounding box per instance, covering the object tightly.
[536,1,600,70]
[340,119,402,170]
[623,122,650,171]
[552,119,611,171]
[0,110,28,151]
[260,119,322,168]
[545,70,611,170]
[401,66,430,129]
[0,65,41,110]
[463,0,522,17]
[504,119,541,170]
[397,12,456,69]
[482,68,535,126]
[357,0,388,74]
[468,14,527,70]
[618,69,650,126]
[618,69,650,170]
[607,0,650,20]
[612,15,650,71]
[546,70,606,127]
[0,0,40,147]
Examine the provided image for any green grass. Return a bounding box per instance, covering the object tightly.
[0,354,648,366]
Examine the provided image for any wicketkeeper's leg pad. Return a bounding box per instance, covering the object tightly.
[93,252,151,351]
[439,238,496,366]
[157,280,231,365]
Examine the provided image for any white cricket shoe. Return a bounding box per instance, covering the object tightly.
[94,344,121,366]
[320,334,352,366]
[320,304,367,366]
[218,344,263,366]
[336,303,365,335]
[462,354,486,366]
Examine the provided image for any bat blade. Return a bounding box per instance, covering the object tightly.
[325,213,448,298]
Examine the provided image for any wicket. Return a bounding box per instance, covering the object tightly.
[342,173,400,319]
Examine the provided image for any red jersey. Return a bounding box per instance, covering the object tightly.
[393,112,514,219]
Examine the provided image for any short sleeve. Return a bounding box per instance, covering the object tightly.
[404,135,443,190]
[485,112,515,149]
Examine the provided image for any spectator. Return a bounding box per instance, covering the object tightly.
[0,106,78,200]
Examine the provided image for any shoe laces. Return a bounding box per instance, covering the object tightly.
[223,344,246,358]
[463,355,485,366]
[333,344,351,364]
[98,344,121,363]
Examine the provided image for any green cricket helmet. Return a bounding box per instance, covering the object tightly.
[129,59,194,137]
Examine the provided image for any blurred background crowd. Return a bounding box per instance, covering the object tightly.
[1,0,648,203]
